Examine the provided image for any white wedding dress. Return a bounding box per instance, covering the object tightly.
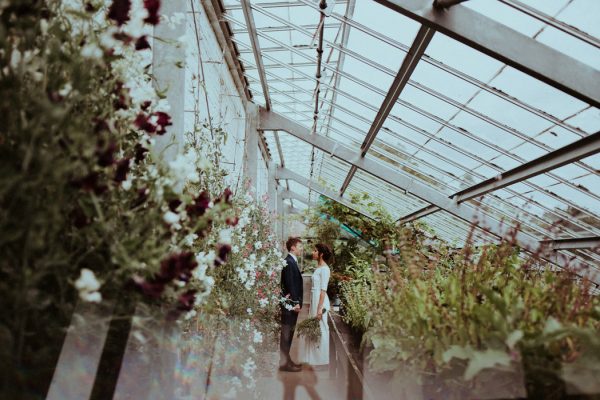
[298,265,331,366]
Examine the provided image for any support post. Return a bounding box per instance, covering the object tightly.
[244,103,259,193]
[267,162,277,214]
[152,0,187,163]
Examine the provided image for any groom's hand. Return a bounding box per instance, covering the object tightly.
[293,304,301,313]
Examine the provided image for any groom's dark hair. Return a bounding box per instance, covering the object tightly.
[286,237,302,252]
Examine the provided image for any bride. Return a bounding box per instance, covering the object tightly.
[299,243,332,367]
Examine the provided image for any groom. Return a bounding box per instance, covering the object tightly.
[279,237,304,372]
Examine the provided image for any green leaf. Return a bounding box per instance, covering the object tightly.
[464,349,511,380]
[543,317,562,334]
[505,329,523,350]
[442,345,473,363]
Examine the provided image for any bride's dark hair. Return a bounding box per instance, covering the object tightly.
[315,243,333,263]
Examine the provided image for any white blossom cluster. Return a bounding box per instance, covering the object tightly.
[75,268,102,303]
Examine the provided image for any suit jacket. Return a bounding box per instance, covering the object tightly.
[281,254,303,308]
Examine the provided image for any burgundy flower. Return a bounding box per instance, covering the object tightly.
[72,172,108,195]
[134,113,156,133]
[114,157,131,182]
[71,206,91,229]
[140,100,152,111]
[157,252,198,283]
[226,216,239,226]
[143,0,161,25]
[108,0,131,26]
[168,199,182,212]
[215,244,231,266]
[215,188,233,204]
[186,191,211,217]
[134,143,149,164]
[154,112,172,135]
[131,187,149,208]
[94,119,110,134]
[177,290,197,311]
[132,275,165,298]
[113,31,134,45]
[96,140,117,167]
[135,35,151,50]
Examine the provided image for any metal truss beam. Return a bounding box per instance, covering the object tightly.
[399,131,600,222]
[202,0,252,101]
[339,25,434,195]
[278,189,316,207]
[240,0,271,110]
[232,23,341,34]
[454,132,600,202]
[541,237,600,251]
[225,0,347,10]
[372,0,600,108]
[260,108,599,282]
[275,167,376,220]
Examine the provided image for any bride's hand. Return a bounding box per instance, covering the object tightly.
[316,311,323,320]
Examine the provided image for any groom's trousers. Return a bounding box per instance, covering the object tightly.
[279,309,299,366]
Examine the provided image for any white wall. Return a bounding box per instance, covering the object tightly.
[185,4,247,191]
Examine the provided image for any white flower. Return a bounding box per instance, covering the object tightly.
[195,251,216,267]
[248,345,256,354]
[254,241,262,250]
[58,83,72,97]
[75,269,100,292]
[121,179,132,190]
[231,245,239,253]
[80,291,102,303]
[75,269,102,303]
[184,233,198,246]
[246,307,253,315]
[163,211,180,225]
[253,330,263,343]
[81,43,103,59]
[242,358,256,379]
[184,309,197,320]
[218,228,232,245]
[259,298,269,308]
[168,151,200,193]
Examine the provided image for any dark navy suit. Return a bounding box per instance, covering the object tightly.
[279,253,303,366]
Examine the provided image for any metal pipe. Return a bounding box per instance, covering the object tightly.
[433,0,469,8]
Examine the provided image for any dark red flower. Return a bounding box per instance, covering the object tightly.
[215,188,233,204]
[72,172,108,195]
[108,0,131,26]
[168,198,182,212]
[113,81,130,110]
[132,275,165,298]
[114,157,131,182]
[134,113,156,133]
[131,187,149,208]
[135,35,151,50]
[134,143,149,164]
[96,140,117,167]
[141,100,152,111]
[113,31,134,45]
[154,112,172,135]
[94,119,110,134]
[71,206,91,229]
[186,191,210,217]
[143,0,161,25]
[226,216,239,226]
[177,290,197,311]
[157,252,198,284]
[215,244,231,266]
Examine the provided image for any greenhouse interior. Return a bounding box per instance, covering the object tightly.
[1,0,599,399]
